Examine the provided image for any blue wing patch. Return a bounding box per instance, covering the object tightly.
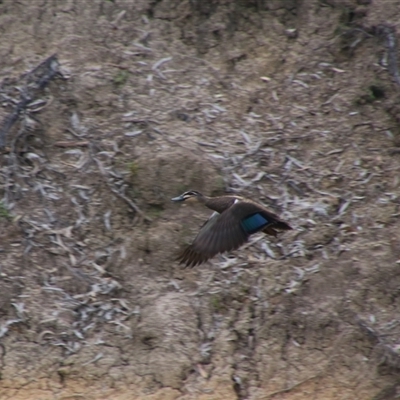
[241,213,269,234]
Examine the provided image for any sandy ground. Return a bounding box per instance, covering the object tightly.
[1,1,400,399]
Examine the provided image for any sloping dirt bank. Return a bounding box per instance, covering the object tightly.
[1,1,400,399]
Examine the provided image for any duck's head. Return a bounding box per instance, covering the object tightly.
[171,190,204,203]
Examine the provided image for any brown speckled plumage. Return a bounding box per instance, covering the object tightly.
[171,190,292,267]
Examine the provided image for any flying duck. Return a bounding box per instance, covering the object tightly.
[171,190,292,267]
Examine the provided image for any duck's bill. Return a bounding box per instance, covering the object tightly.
[171,195,185,202]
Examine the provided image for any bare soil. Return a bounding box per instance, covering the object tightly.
[1,1,400,399]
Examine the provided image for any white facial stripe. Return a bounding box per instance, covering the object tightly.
[234,199,239,204]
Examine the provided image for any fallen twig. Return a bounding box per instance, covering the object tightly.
[54,141,89,148]
[264,374,320,399]
[0,54,60,148]
[89,145,150,222]
[378,24,400,86]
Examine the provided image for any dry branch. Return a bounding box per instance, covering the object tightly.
[0,54,59,148]
[89,144,150,222]
[378,24,400,86]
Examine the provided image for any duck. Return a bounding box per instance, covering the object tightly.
[171,190,292,267]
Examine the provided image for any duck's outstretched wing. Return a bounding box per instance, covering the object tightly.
[177,201,292,267]
[176,209,247,267]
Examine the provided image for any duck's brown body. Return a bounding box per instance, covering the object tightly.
[172,191,292,267]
